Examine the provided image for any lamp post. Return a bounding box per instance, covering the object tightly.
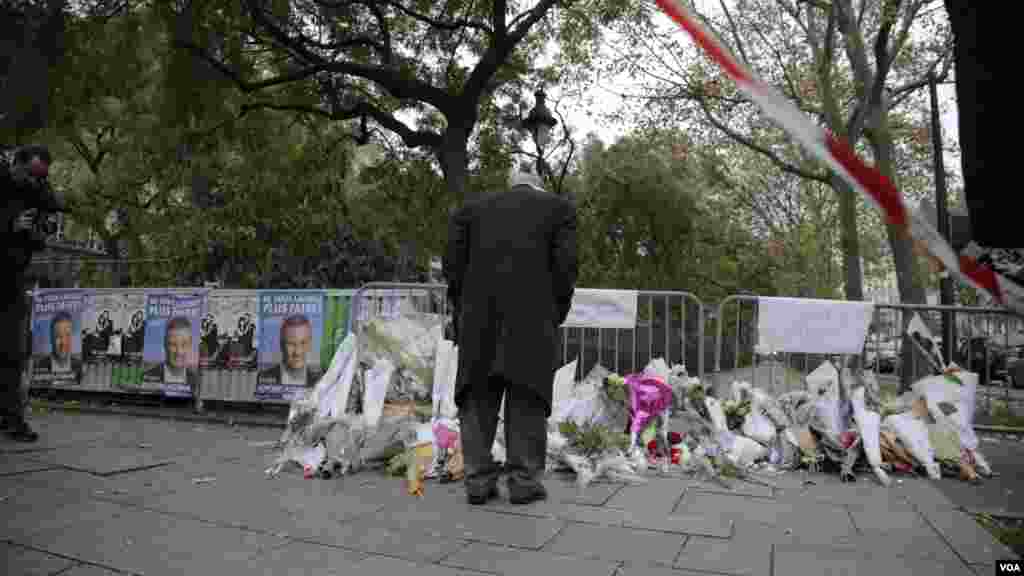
[520,89,558,180]
[929,71,955,364]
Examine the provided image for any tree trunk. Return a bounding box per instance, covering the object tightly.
[833,176,865,301]
[871,112,928,391]
[0,0,66,143]
[439,128,470,205]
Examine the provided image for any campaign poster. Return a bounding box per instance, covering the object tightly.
[257,291,325,401]
[82,292,122,364]
[142,292,207,398]
[201,293,258,371]
[321,294,351,371]
[120,293,147,364]
[31,289,88,387]
[110,292,148,391]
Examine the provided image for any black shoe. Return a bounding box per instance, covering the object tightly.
[6,421,39,442]
[508,479,547,505]
[466,484,499,505]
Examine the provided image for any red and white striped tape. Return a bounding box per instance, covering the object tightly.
[655,0,1024,315]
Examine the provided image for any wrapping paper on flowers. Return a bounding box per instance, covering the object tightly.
[625,374,674,436]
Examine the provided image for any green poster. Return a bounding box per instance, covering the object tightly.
[321,293,351,369]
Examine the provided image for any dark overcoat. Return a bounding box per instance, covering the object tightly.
[443,184,578,416]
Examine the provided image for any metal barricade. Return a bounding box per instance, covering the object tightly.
[348,283,449,339]
[559,290,705,381]
[349,283,705,383]
[871,303,1023,416]
[713,294,1024,416]
[712,294,828,396]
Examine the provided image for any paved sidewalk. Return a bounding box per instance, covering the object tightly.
[2,411,1018,576]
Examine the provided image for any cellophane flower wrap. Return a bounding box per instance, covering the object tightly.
[625,374,674,436]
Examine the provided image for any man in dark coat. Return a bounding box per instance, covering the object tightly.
[444,170,578,505]
[2,145,61,441]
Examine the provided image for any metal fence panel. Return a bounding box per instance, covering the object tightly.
[712,294,1024,415]
[350,283,705,383]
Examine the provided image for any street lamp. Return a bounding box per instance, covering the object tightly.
[521,89,558,177]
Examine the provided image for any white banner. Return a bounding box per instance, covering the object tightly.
[561,289,638,329]
[755,297,874,355]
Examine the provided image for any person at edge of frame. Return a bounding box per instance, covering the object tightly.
[2,145,64,442]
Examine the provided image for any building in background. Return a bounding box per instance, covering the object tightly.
[25,212,110,289]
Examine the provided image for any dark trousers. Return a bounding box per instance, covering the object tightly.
[459,372,548,490]
[1,286,28,422]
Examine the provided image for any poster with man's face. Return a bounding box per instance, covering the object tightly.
[257,291,324,401]
[31,289,87,387]
[82,292,122,364]
[142,292,207,397]
[201,294,259,371]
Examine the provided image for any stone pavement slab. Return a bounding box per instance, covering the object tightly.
[674,490,857,540]
[773,474,917,512]
[0,412,125,454]
[604,477,689,514]
[792,525,961,564]
[5,462,273,508]
[773,542,970,576]
[0,483,125,542]
[1,541,77,575]
[543,522,686,565]
[243,540,367,574]
[440,541,619,576]
[616,563,737,576]
[494,501,734,538]
[544,476,625,506]
[847,504,928,533]
[18,501,288,576]
[316,520,467,563]
[348,554,490,576]
[56,565,125,576]
[897,477,960,512]
[371,503,564,550]
[919,507,1019,565]
[673,521,781,576]
[24,442,177,477]
[678,476,775,499]
[129,472,381,538]
[0,454,62,477]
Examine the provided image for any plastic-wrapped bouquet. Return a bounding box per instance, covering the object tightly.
[553,420,646,492]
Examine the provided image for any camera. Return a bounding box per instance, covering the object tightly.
[3,145,62,253]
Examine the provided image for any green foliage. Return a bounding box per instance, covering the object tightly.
[604,374,627,405]
[571,129,777,301]
[587,0,953,301]
[557,420,631,457]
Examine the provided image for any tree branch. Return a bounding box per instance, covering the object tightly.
[887,0,924,67]
[807,4,845,131]
[238,101,442,150]
[242,0,454,110]
[889,48,953,108]
[719,0,752,67]
[696,97,831,185]
[182,40,329,93]
[380,0,493,35]
[832,0,872,103]
[461,0,562,107]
